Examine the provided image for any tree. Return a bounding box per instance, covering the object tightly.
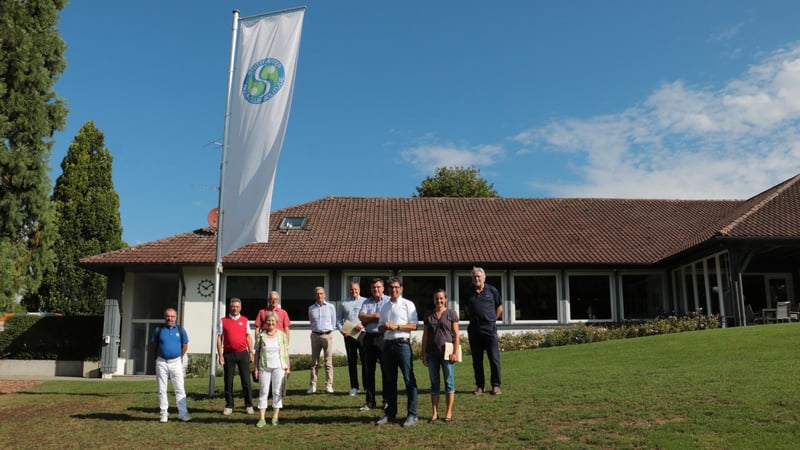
[28,121,126,315]
[413,166,499,198]
[0,0,69,311]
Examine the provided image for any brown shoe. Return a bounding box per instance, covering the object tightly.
[492,386,502,395]
[473,387,484,395]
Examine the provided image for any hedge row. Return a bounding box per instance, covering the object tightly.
[0,315,104,361]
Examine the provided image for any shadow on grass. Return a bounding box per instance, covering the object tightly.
[71,412,151,421]
[12,391,112,397]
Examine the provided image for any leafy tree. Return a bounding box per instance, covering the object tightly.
[0,0,69,311]
[413,166,499,198]
[28,121,126,315]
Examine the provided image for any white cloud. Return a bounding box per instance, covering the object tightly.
[400,143,504,173]
[515,42,800,199]
[708,23,743,42]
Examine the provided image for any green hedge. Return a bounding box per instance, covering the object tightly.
[0,315,104,361]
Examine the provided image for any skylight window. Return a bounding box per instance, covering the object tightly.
[279,216,307,230]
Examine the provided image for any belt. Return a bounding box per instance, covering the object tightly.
[385,338,409,345]
[157,356,182,363]
[312,330,332,335]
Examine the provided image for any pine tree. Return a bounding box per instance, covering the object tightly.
[30,121,126,315]
[0,0,68,311]
[414,166,499,198]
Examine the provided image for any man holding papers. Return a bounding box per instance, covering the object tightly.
[338,281,366,396]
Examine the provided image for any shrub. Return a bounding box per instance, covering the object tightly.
[0,315,103,360]
[491,313,721,353]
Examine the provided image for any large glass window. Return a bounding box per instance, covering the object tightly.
[620,273,664,319]
[278,273,326,322]
[132,274,178,320]
[567,273,612,320]
[399,273,448,320]
[225,275,270,320]
[341,272,393,302]
[456,273,504,323]
[512,273,558,321]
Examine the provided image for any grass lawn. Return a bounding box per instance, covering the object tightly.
[1,324,799,449]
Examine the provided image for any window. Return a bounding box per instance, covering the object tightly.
[132,274,178,320]
[341,272,393,301]
[567,273,612,321]
[512,273,559,321]
[398,273,448,320]
[456,272,504,323]
[620,273,664,320]
[279,216,307,230]
[225,275,270,320]
[278,273,327,322]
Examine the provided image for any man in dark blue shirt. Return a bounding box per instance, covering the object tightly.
[464,267,503,395]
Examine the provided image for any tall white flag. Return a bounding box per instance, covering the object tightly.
[219,8,305,258]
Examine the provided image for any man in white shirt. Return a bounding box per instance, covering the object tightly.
[375,277,418,427]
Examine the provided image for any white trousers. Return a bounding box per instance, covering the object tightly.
[258,367,286,410]
[156,357,188,415]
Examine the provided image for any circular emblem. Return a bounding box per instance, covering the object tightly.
[241,58,285,104]
[197,279,214,298]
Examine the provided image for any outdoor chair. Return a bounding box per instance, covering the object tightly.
[745,304,764,325]
[789,303,799,322]
[770,301,791,323]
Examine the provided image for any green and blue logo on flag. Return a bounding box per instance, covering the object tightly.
[242,58,285,104]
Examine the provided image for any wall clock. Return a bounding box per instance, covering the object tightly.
[197,279,215,298]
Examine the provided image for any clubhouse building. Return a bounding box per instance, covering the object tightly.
[81,173,800,375]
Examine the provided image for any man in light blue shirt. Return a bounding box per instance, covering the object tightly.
[308,286,337,393]
[338,281,366,396]
[358,278,390,411]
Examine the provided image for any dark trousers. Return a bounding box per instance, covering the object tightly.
[344,335,365,390]
[381,340,418,419]
[362,333,383,408]
[223,350,253,408]
[468,329,502,389]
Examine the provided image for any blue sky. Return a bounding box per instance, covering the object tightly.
[53,1,800,245]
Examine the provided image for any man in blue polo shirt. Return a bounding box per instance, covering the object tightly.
[465,267,503,396]
[150,307,191,422]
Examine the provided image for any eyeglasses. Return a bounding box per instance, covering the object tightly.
[389,285,401,289]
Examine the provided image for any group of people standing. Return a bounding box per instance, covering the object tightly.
[150,267,503,429]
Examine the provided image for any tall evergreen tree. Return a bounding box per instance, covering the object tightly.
[0,0,68,311]
[414,166,499,198]
[30,121,126,315]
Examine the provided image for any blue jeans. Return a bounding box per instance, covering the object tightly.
[381,340,418,419]
[426,353,455,395]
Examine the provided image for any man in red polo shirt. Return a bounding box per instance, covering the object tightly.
[216,298,255,416]
[255,290,291,343]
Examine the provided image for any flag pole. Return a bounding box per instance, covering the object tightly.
[208,9,240,397]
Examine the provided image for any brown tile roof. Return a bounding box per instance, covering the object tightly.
[80,174,800,270]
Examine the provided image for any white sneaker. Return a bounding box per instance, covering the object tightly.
[245,407,254,415]
[358,404,371,411]
[159,413,168,423]
[326,384,334,393]
[306,385,316,394]
[178,413,191,422]
[349,388,359,396]
[223,407,233,416]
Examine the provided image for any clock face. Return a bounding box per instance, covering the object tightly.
[197,279,215,298]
